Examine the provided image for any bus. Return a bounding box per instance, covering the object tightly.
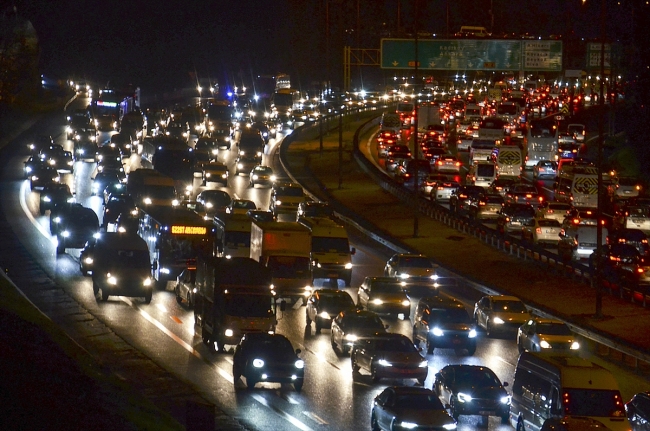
[524,118,558,168]
[138,206,214,288]
[478,117,506,143]
[150,138,196,197]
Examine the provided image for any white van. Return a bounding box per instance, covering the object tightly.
[493,146,523,178]
[380,113,402,134]
[457,26,489,38]
[467,161,497,187]
[510,352,629,431]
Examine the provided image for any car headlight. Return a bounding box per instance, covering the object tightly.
[224,329,234,337]
[93,232,100,239]
[468,329,477,338]
[431,274,439,280]
[540,340,551,349]
[53,217,61,223]
[443,424,457,430]
[344,334,357,342]
[61,230,70,238]
[67,160,74,166]
[377,359,392,367]
[31,175,38,181]
[43,196,51,202]
[418,360,428,368]
[143,278,151,286]
[172,199,179,207]
[371,298,383,305]
[500,395,511,405]
[457,392,472,402]
[493,317,505,324]
[399,422,418,430]
[431,327,444,336]
[25,166,32,173]
[345,262,353,269]
[401,299,410,307]
[252,174,259,180]
[570,341,580,350]
[108,276,117,285]
[270,175,277,181]
[237,163,244,169]
[399,273,409,279]
[295,359,304,369]
[275,200,282,206]
[319,311,330,319]
[143,197,152,205]
[253,358,264,368]
[205,202,213,208]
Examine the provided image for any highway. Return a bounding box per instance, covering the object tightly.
[1,95,647,431]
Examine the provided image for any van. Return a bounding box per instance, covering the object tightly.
[493,146,523,178]
[509,352,629,431]
[91,232,153,303]
[467,161,497,187]
[558,225,608,262]
[457,26,489,38]
[380,113,402,134]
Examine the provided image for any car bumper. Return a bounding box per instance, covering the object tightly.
[373,365,428,381]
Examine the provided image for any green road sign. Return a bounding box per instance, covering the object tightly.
[381,39,562,72]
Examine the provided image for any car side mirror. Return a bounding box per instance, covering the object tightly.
[295,348,301,355]
[351,247,356,255]
[503,381,509,387]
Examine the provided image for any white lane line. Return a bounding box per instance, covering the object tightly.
[19,180,53,240]
[251,394,314,431]
[495,355,515,368]
[302,411,328,425]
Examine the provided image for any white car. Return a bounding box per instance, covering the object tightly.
[517,317,579,353]
[522,218,562,246]
[535,201,572,223]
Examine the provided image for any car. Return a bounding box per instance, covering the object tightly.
[246,209,275,222]
[420,145,447,164]
[296,201,333,220]
[496,203,536,235]
[248,165,276,188]
[467,193,504,221]
[434,155,462,174]
[95,145,123,163]
[250,121,271,143]
[96,157,125,176]
[39,183,74,215]
[384,253,437,282]
[165,120,190,142]
[608,228,650,257]
[196,189,232,221]
[201,162,229,186]
[79,239,96,276]
[23,155,46,179]
[505,184,543,207]
[535,201,572,223]
[102,195,136,230]
[419,174,448,196]
[429,180,461,203]
[351,333,428,384]
[541,417,612,431]
[269,182,305,216]
[174,266,196,308]
[234,154,261,175]
[330,309,388,356]
[558,132,577,147]
[522,218,563,246]
[559,224,608,262]
[561,207,602,228]
[487,176,519,197]
[517,317,580,353]
[305,289,356,333]
[226,199,256,215]
[412,296,478,355]
[29,165,60,190]
[533,160,558,180]
[232,333,304,392]
[567,123,586,143]
[370,386,457,431]
[449,185,485,214]
[28,134,54,155]
[41,148,75,174]
[193,137,218,170]
[357,277,411,319]
[114,209,141,234]
[376,130,400,158]
[626,392,650,431]
[92,172,121,197]
[594,243,650,292]
[473,295,532,337]
[433,364,510,423]
[385,145,412,171]
[615,177,643,200]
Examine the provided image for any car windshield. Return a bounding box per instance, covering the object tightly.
[373,337,417,352]
[431,308,471,323]
[399,256,433,268]
[224,231,250,247]
[275,186,303,197]
[319,295,355,310]
[454,368,502,387]
[537,322,572,335]
[345,315,384,330]
[564,389,624,417]
[627,206,650,217]
[244,336,294,356]
[393,393,444,410]
[107,249,150,269]
[312,237,350,253]
[233,200,256,210]
[493,300,527,313]
[255,167,273,175]
[370,281,404,294]
[201,192,231,207]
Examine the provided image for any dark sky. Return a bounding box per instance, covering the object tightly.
[5,0,645,94]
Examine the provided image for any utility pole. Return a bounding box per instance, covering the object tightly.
[594,0,606,319]
[412,0,419,238]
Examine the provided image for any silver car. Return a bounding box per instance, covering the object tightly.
[522,218,563,246]
[517,317,580,353]
[473,295,531,337]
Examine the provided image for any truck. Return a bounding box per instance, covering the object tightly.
[298,217,355,287]
[206,100,233,149]
[50,203,100,255]
[126,168,177,207]
[91,232,153,303]
[250,221,312,303]
[416,102,442,128]
[214,214,252,258]
[194,256,281,352]
[271,88,301,127]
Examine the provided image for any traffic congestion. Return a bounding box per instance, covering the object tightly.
[6,75,650,431]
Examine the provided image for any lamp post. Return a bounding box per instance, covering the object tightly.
[412,0,419,238]
[594,0,606,318]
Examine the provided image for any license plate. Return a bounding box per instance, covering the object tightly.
[479,411,494,416]
[511,221,521,226]
[632,218,646,224]
[452,339,462,344]
[328,273,338,278]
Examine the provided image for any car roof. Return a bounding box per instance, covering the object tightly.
[386,386,436,396]
[418,296,464,309]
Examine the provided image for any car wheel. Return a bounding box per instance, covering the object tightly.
[246,377,257,390]
[315,320,322,334]
[370,412,380,431]
[175,289,183,304]
[305,311,312,326]
[144,290,152,304]
[466,344,476,356]
[101,288,109,302]
[485,319,493,337]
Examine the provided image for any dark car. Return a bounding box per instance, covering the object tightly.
[114,209,141,234]
[330,309,388,356]
[594,243,650,292]
[412,296,477,355]
[385,145,412,171]
[232,333,305,392]
[28,134,54,155]
[449,185,485,214]
[371,386,456,431]
[496,203,536,235]
[626,392,650,431]
[246,209,275,222]
[49,203,100,255]
[505,184,543,207]
[96,145,123,163]
[357,276,411,319]
[467,193,504,221]
[92,172,121,196]
[102,195,136,230]
[433,364,510,423]
[196,189,232,221]
[249,165,276,188]
[24,155,46,179]
[296,201,333,220]
[394,159,431,186]
[39,146,75,174]
[608,228,650,257]
[305,288,356,333]
[39,183,74,215]
[235,154,261,175]
[351,333,428,384]
[96,157,125,177]
[29,165,60,190]
[79,239,96,276]
[102,181,128,205]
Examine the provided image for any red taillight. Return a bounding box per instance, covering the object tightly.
[455,162,461,167]
[437,160,443,166]
[479,201,486,206]
[536,227,542,234]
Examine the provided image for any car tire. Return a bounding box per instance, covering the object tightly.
[101,288,109,302]
[315,321,322,334]
[370,413,380,431]
[144,290,152,304]
[305,311,312,326]
[485,320,493,337]
[426,337,434,355]
[175,289,183,304]
[246,377,257,390]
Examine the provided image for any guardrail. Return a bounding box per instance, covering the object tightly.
[279,111,650,376]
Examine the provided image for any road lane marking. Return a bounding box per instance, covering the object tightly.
[302,411,328,425]
[251,394,314,431]
[495,355,514,367]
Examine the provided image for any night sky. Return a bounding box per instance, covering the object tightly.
[5,0,647,94]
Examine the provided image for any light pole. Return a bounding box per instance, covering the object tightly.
[594,0,606,318]
[412,0,419,238]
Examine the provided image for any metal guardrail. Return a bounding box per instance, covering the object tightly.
[279,111,650,373]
